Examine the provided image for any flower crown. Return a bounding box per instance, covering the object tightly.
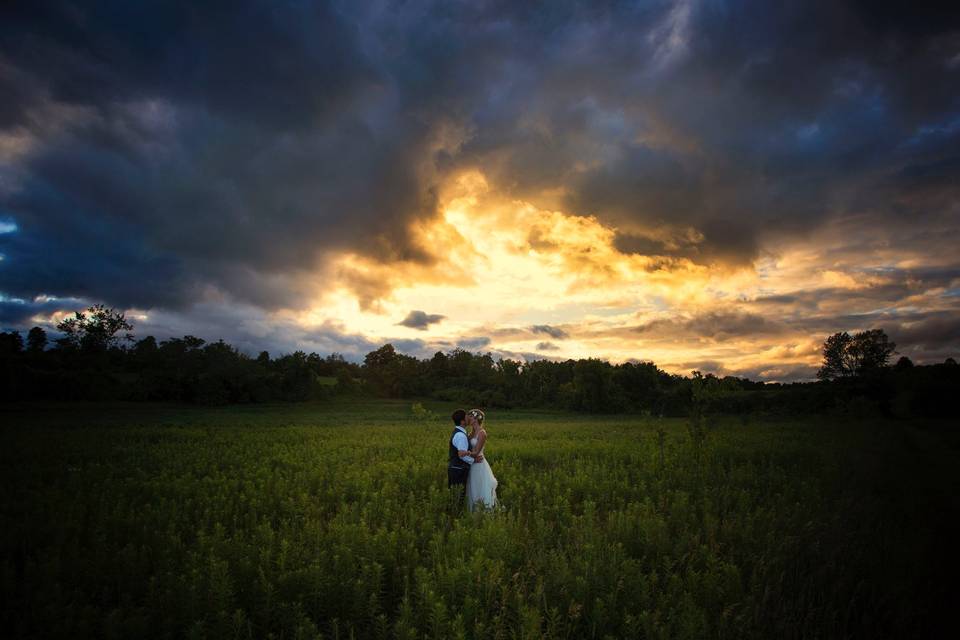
[468,408,485,424]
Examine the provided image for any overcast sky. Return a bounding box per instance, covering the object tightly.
[2,1,958,380]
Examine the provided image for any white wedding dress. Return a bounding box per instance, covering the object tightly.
[467,435,498,511]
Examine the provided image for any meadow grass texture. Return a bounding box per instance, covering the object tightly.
[1,400,955,639]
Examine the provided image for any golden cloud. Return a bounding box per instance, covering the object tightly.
[283,170,959,380]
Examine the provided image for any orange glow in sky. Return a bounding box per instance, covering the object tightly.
[283,171,960,380]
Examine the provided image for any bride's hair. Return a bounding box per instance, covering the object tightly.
[468,408,485,427]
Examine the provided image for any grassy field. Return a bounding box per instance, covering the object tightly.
[1,400,956,639]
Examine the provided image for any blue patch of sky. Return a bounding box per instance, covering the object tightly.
[904,113,960,147]
[811,87,889,150]
[864,305,915,316]
[796,122,820,141]
[0,218,18,234]
[862,265,898,274]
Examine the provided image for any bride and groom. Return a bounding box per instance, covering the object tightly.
[447,408,498,511]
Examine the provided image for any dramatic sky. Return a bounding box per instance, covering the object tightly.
[2,1,959,380]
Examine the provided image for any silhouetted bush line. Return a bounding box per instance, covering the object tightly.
[0,333,359,404]
[2,328,957,417]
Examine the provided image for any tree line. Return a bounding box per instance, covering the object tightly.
[1,305,957,417]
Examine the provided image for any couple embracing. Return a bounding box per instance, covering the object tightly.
[447,408,499,511]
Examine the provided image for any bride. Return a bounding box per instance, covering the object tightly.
[465,408,498,511]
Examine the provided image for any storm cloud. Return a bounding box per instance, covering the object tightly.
[398,310,446,330]
[1,1,958,374]
[530,325,569,340]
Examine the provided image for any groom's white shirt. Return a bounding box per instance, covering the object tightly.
[452,426,474,465]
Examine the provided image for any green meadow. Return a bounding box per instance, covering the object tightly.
[1,400,955,639]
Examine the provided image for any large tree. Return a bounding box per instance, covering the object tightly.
[55,304,134,352]
[817,329,896,380]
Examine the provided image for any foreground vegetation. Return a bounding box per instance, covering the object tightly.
[2,400,955,638]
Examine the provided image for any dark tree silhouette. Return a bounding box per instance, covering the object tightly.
[55,304,134,352]
[0,331,23,354]
[817,329,896,379]
[364,343,400,396]
[894,355,914,370]
[26,326,47,352]
[134,336,158,356]
[818,332,855,379]
[362,343,422,397]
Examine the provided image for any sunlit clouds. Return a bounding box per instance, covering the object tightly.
[280,170,959,379]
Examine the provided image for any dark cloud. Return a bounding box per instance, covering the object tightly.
[0,1,475,309]
[686,311,783,339]
[530,324,569,340]
[465,1,960,264]
[633,311,783,340]
[457,336,492,350]
[0,295,84,327]
[751,294,800,305]
[0,2,375,129]
[0,0,958,361]
[398,310,446,330]
[888,312,960,356]
[536,341,560,351]
[614,220,760,267]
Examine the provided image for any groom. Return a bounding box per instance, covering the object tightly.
[448,409,477,496]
